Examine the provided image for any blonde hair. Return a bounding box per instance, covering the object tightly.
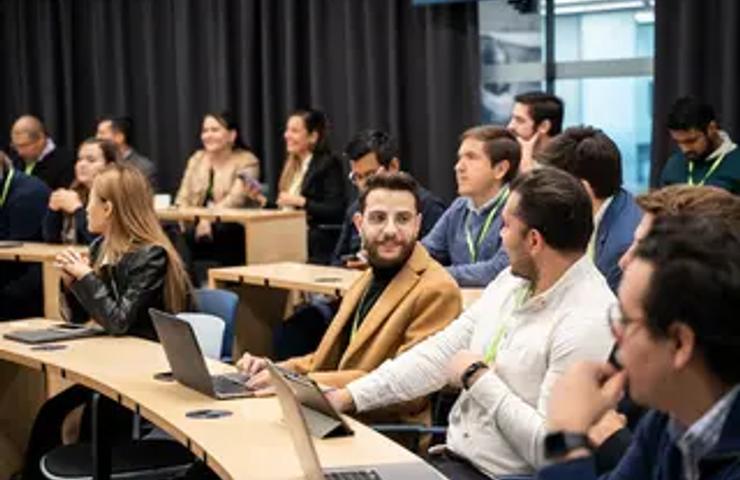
[91,164,192,312]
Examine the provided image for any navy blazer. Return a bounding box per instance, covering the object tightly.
[594,188,642,293]
[537,392,740,480]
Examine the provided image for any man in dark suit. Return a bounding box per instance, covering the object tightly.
[8,115,74,190]
[537,126,642,292]
[0,153,51,320]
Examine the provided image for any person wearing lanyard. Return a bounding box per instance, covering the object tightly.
[236,172,461,429]
[422,125,520,287]
[659,96,740,194]
[325,168,615,480]
[536,126,642,293]
[8,115,75,190]
[0,153,51,320]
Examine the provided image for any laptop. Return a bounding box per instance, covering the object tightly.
[149,308,253,400]
[267,362,448,480]
[4,322,105,344]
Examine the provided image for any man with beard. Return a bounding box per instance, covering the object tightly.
[507,91,564,172]
[659,96,740,194]
[325,167,615,479]
[237,172,461,425]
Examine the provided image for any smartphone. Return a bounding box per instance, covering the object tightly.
[340,253,359,263]
[237,170,261,191]
[54,323,87,330]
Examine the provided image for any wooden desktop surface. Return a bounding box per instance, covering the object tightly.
[0,242,87,319]
[0,319,425,480]
[155,207,308,264]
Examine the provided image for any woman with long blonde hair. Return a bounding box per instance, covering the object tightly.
[55,163,192,339]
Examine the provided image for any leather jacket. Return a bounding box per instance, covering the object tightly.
[63,238,169,341]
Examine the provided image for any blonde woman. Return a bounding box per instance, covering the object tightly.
[42,138,119,245]
[175,111,261,272]
[23,164,193,478]
[55,163,192,340]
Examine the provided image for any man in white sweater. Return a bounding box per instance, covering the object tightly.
[327,167,615,479]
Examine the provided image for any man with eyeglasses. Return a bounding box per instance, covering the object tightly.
[332,129,445,268]
[539,215,740,480]
[325,168,615,479]
[8,115,74,190]
[238,172,461,427]
[421,125,520,287]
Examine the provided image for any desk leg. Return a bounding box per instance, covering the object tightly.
[244,216,307,264]
[42,261,63,319]
[227,283,290,360]
[0,360,46,478]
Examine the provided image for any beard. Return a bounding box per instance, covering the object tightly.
[365,236,416,269]
[510,253,537,283]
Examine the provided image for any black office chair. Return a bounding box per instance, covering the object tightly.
[39,392,193,480]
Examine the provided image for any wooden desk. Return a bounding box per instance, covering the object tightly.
[208,262,484,358]
[0,319,431,480]
[208,263,363,358]
[156,207,307,264]
[0,242,86,319]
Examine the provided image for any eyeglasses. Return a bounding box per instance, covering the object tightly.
[606,303,643,341]
[348,169,378,185]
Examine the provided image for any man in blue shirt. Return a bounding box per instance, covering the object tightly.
[421,126,519,287]
[536,126,642,292]
[539,215,740,480]
[0,153,51,320]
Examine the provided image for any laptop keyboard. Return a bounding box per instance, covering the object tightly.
[212,373,250,394]
[326,470,382,480]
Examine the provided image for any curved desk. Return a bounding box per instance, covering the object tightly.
[0,319,430,479]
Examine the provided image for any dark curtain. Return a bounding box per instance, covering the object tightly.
[0,0,479,201]
[651,0,740,186]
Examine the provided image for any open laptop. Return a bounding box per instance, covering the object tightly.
[267,362,448,480]
[4,322,105,344]
[149,308,253,400]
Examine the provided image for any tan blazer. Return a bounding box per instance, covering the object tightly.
[282,242,461,424]
[174,149,260,208]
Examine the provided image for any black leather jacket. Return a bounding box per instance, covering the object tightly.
[64,238,169,341]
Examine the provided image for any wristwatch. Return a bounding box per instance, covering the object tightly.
[544,431,592,459]
[460,361,488,390]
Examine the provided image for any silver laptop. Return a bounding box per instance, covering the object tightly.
[150,308,253,400]
[266,362,448,480]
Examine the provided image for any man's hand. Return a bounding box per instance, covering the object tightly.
[518,131,542,173]
[547,361,627,434]
[236,353,274,395]
[445,350,487,389]
[325,388,356,413]
[588,410,627,447]
[195,219,213,241]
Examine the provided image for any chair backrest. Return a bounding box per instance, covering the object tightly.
[194,288,239,360]
[175,312,225,360]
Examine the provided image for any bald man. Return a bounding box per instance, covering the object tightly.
[9,115,74,190]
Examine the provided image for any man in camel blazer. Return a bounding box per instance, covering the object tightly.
[239,172,461,425]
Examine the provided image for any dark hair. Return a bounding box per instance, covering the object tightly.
[667,96,716,132]
[635,215,740,385]
[98,115,132,143]
[514,91,564,136]
[80,137,120,165]
[358,171,420,213]
[460,126,521,183]
[344,130,399,168]
[510,166,593,252]
[290,109,330,154]
[203,111,250,151]
[536,126,622,198]
[636,185,740,224]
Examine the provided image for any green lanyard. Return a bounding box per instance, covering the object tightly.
[483,284,531,364]
[0,169,15,208]
[465,185,510,262]
[688,152,727,186]
[350,287,371,341]
[24,162,36,176]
